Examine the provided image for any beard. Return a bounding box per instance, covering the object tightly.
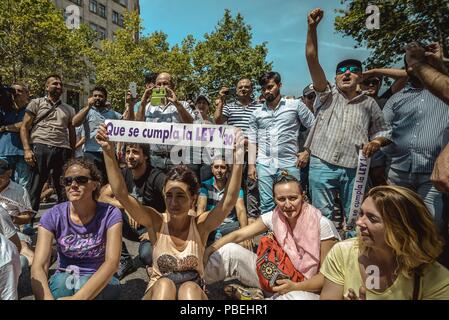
[265,92,279,103]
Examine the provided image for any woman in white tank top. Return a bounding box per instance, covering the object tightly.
[96,124,244,300]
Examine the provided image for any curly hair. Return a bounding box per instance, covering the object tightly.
[359,185,444,278]
[62,157,102,200]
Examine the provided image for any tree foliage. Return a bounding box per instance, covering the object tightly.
[0,0,95,94]
[90,10,272,111]
[192,9,272,95]
[335,0,449,68]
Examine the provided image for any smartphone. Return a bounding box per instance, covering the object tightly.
[225,88,236,96]
[129,82,137,99]
[151,88,166,106]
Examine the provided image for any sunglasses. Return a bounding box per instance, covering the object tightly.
[61,176,92,187]
[336,66,362,75]
[305,93,316,100]
[362,79,380,86]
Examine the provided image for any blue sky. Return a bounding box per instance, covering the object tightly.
[139,0,372,97]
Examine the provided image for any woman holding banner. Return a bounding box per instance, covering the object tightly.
[96,123,244,300]
[320,186,449,300]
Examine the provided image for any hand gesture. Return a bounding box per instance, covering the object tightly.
[344,287,367,300]
[165,87,178,105]
[296,150,310,168]
[425,42,444,69]
[95,123,115,156]
[233,128,245,165]
[141,85,154,103]
[24,149,36,167]
[405,42,426,67]
[272,279,298,295]
[308,8,324,28]
[362,140,381,158]
[248,165,257,181]
[87,96,95,108]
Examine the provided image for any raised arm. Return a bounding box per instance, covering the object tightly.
[31,227,55,300]
[72,97,94,127]
[198,130,244,234]
[96,124,160,230]
[213,87,229,124]
[135,86,153,122]
[70,223,122,300]
[306,8,327,92]
[166,88,194,124]
[406,42,449,105]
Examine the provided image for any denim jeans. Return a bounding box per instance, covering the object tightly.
[388,167,446,235]
[256,163,301,214]
[84,151,107,184]
[49,272,121,300]
[0,155,30,189]
[309,156,356,221]
[121,210,153,266]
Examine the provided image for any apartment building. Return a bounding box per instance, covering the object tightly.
[52,0,140,109]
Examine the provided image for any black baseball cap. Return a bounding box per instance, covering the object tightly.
[0,159,11,175]
[302,84,314,96]
[336,59,363,73]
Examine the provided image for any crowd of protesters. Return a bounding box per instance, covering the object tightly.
[1,8,449,300]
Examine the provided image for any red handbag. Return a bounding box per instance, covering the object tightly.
[255,233,305,293]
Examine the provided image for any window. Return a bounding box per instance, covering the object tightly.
[98,26,107,40]
[66,90,81,111]
[112,11,119,24]
[112,11,124,27]
[113,0,128,7]
[69,0,83,5]
[98,4,106,18]
[89,0,97,13]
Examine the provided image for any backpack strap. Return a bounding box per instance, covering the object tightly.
[32,99,62,127]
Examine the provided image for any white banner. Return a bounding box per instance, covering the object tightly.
[347,150,371,228]
[105,120,236,149]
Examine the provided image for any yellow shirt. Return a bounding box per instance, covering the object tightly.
[320,238,449,300]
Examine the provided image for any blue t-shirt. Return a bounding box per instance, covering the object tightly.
[39,202,122,276]
[83,107,121,152]
[0,108,26,156]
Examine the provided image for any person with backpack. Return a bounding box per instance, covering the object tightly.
[203,172,340,300]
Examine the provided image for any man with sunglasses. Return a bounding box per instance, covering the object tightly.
[304,8,391,232]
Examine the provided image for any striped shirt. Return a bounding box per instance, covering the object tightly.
[199,177,244,225]
[382,86,449,173]
[305,84,391,169]
[223,100,261,137]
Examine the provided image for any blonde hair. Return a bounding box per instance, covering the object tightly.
[360,186,444,277]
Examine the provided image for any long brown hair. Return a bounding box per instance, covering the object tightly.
[360,186,444,277]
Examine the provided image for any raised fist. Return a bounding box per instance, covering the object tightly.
[308,8,324,28]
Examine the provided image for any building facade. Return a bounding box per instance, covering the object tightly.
[52,0,140,109]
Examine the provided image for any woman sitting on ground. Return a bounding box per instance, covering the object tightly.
[96,123,244,300]
[320,185,449,300]
[31,158,122,300]
[203,172,340,300]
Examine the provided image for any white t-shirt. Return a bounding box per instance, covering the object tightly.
[261,211,341,241]
[0,233,19,269]
[0,180,32,217]
[0,208,17,240]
